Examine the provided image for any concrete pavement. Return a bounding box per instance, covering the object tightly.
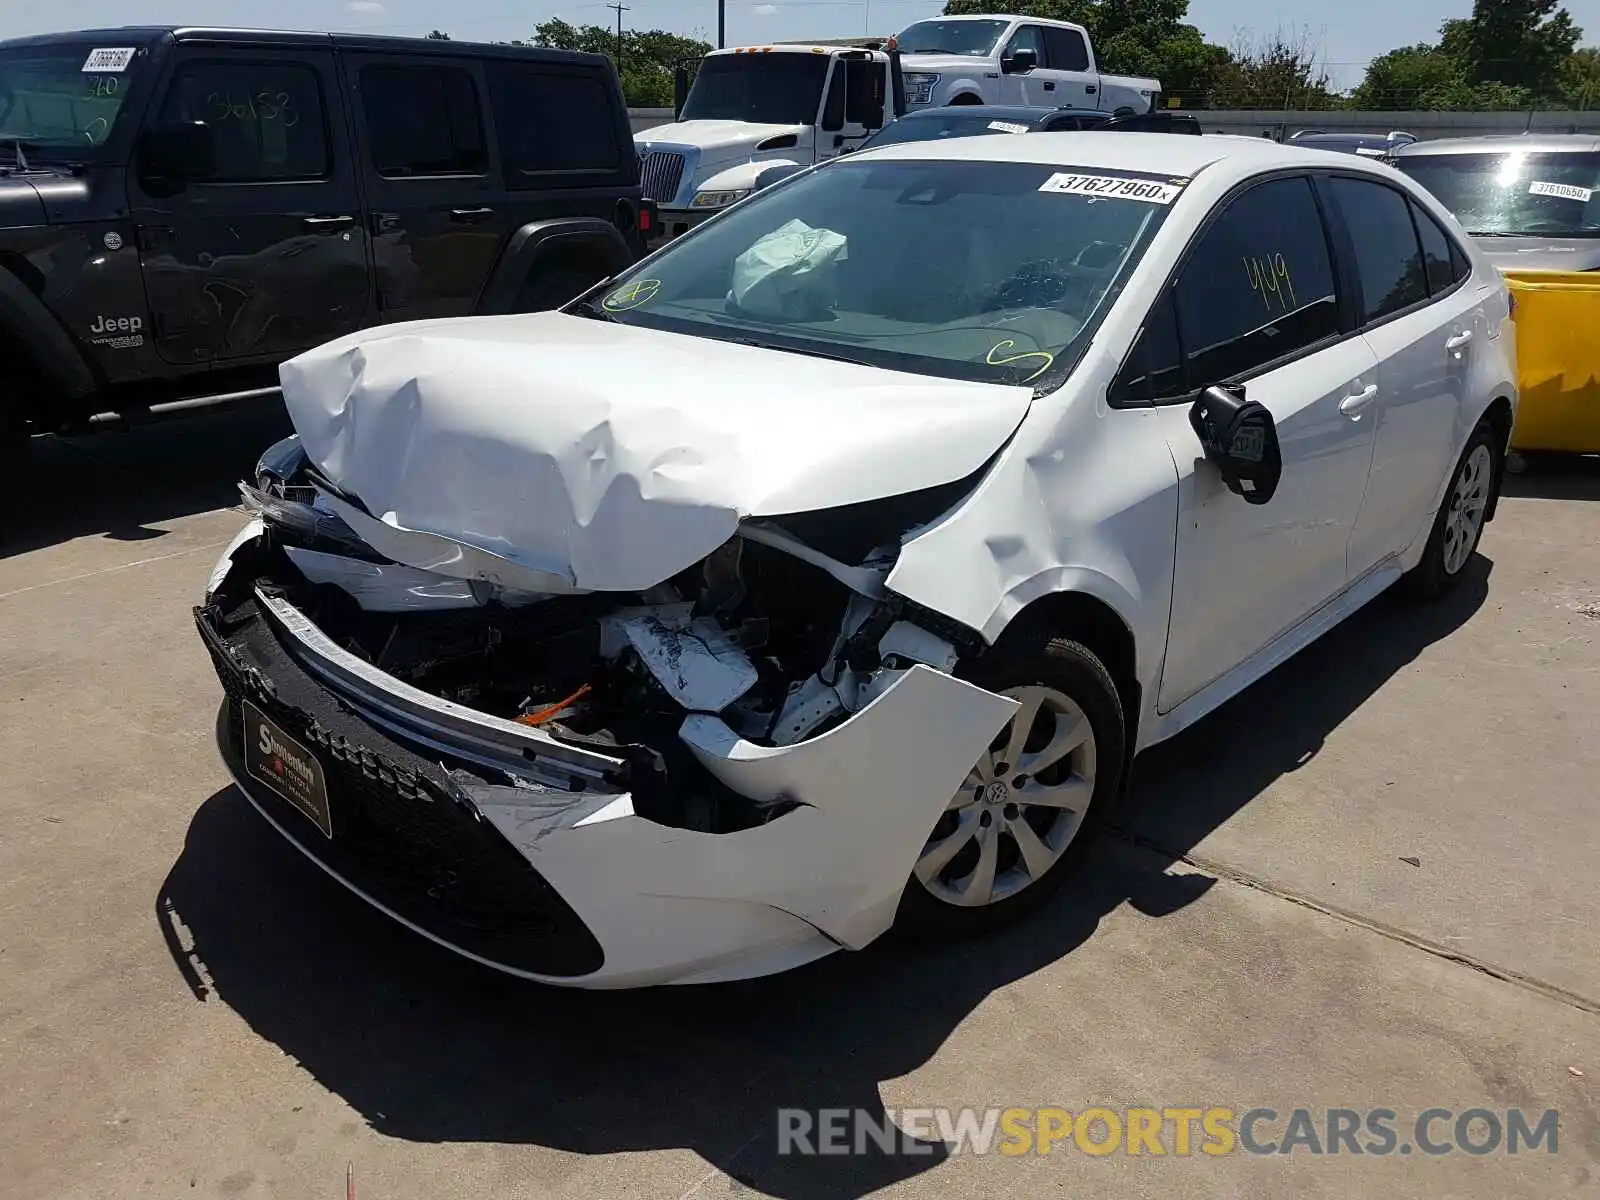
[1,411,1595,1199]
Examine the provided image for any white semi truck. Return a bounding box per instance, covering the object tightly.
[635,20,1161,244]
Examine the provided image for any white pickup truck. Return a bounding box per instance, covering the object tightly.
[636,43,903,243]
[894,14,1160,115]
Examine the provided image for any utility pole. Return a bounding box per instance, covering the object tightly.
[718,0,725,49]
[605,2,629,63]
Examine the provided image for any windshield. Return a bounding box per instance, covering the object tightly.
[585,158,1175,389]
[896,19,1009,57]
[0,43,147,160]
[1396,151,1600,237]
[863,112,1033,149]
[679,54,829,126]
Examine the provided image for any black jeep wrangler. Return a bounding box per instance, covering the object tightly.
[0,27,648,469]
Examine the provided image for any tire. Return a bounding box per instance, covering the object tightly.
[1402,418,1499,600]
[895,629,1127,938]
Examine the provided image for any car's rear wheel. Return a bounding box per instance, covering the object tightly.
[1403,419,1498,599]
[896,631,1126,937]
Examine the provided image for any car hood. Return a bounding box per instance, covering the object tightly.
[1475,237,1600,272]
[0,176,47,226]
[277,312,1033,594]
[636,121,808,155]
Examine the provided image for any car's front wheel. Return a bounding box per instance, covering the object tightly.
[896,631,1126,937]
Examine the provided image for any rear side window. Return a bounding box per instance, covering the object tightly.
[1327,177,1428,322]
[1174,177,1339,386]
[486,64,621,181]
[158,60,329,182]
[1044,27,1090,71]
[1411,200,1470,292]
[360,64,488,177]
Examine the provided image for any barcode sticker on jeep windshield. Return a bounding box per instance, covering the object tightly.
[1528,180,1593,203]
[987,120,1030,135]
[82,48,137,72]
[1038,173,1181,204]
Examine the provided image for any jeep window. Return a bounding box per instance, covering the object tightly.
[678,54,829,127]
[1395,151,1600,237]
[895,19,1009,57]
[588,158,1172,389]
[485,64,620,181]
[0,43,146,158]
[158,61,329,182]
[360,64,488,178]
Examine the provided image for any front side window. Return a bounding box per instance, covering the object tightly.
[585,158,1176,389]
[360,64,487,178]
[1327,177,1428,322]
[1005,26,1048,62]
[894,19,1009,57]
[0,42,149,159]
[158,60,329,182]
[1395,151,1600,237]
[678,54,829,127]
[1174,177,1339,386]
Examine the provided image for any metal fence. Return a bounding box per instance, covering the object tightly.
[629,108,1600,140]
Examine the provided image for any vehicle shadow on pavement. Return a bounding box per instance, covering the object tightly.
[1501,453,1600,503]
[1,405,289,559]
[155,557,1491,1199]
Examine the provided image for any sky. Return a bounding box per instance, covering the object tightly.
[5,0,1600,91]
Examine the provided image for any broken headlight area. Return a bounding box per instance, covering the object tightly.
[210,452,985,837]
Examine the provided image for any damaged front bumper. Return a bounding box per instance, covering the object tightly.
[199,561,1016,988]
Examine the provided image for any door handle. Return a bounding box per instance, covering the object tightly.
[1445,330,1474,351]
[449,206,496,223]
[302,214,355,230]
[1043,81,1056,91]
[1339,384,1379,417]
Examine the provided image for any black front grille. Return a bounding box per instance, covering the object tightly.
[640,150,686,203]
[198,601,605,978]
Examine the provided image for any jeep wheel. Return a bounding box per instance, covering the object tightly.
[0,381,31,485]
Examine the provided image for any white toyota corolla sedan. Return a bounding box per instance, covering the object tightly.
[199,132,1517,988]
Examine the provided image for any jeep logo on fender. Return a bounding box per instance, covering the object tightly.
[89,314,144,334]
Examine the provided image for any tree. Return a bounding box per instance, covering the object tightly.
[1456,0,1580,93]
[529,19,710,107]
[1206,29,1343,110]
[1349,45,1460,109]
[426,30,451,40]
[1561,46,1600,108]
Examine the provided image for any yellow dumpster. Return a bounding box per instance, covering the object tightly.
[1501,269,1600,454]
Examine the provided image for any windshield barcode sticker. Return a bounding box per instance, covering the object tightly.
[1528,180,1592,202]
[987,120,1030,135]
[82,48,137,72]
[1039,173,1181,204]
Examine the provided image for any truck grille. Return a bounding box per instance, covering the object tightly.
[640,151,686,203]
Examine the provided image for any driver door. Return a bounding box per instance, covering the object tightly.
[1145,176,1380,712]
[817,57,881,160]
[1001,25,1053,105]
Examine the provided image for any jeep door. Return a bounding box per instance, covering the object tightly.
[130,45,371,366]
[343,50,509,322]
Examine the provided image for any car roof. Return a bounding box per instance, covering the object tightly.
[0,26,609,67]
[897,104,1100,122]
[1393,133,1600,156]
[860,130,1337,178]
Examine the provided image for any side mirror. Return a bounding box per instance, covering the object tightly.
[673,67,690,121]
[139,121,215,187]
[1188,385,1282,505]
[1002,48,1038,74]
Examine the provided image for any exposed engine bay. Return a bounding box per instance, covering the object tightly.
[213,437,987,836]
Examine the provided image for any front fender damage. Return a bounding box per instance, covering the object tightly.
[465,666,1017,985]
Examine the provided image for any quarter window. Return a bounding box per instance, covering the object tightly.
[1113,289,1184,404]
[1327,177,1428,322]
[158,60,328,181]
[1173,177,1339,386]
[1411,200,1470,293]
[360,64,487,178]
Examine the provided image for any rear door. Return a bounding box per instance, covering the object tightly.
[1041,26,1098,108]
[131,45,370,366]
[344,51,507,323]
[1325,175,1484,579]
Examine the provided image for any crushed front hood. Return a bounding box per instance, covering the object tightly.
[278,312,1032,594]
